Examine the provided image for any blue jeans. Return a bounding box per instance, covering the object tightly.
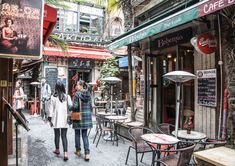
[75,129,90,154]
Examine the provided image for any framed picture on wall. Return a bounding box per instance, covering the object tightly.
[0,0,44,59]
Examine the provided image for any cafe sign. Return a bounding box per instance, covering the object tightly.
[198,0,235,17]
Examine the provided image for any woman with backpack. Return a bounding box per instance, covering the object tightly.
[48,81,72,161]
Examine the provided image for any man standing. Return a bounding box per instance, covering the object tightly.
[41,78,51,120]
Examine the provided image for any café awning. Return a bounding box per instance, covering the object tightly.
[43,4,57,45]
[108,0,235,51]
[43,46,113,60]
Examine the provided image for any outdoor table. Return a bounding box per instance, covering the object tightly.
[105,115,128,146]
[172,130,206,142]
[96,111,116,116]
[193,146,235,166]
[126,121,143,127]
[141,133,180,166]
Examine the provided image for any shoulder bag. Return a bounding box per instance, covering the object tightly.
[71,98,82,121]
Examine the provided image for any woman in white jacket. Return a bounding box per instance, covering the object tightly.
[48,81,72,161]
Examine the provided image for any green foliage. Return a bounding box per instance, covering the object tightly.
[45,0,70,9]
[98,57,120,97]
[47,34,68,52]
[99,57,120,79]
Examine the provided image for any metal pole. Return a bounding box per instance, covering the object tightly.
[217,14,223,139]
[175,82,181,138]
[110,85,113,115]
[15,122,18,166]
[34,86,37,115]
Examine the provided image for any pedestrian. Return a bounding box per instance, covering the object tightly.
[72,80,93,161]
[41,78,51,120]
[13,80,27,123]
[48,81,72,161]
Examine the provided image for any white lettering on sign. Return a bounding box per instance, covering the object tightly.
[204,0,224,14]
[54,32,103,43]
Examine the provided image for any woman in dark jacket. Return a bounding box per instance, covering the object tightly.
[72,80,93,161]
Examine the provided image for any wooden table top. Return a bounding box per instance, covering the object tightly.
[193,146,235,166]
[172,130,206,140]
[141,133,179,145]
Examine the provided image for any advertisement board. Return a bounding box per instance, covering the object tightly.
[0,0,44,59]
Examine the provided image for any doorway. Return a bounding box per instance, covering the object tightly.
[159,46,194,126]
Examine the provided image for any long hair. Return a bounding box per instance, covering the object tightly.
[54,80,66,102]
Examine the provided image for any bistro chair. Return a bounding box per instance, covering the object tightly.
[125,126,154,166]
[93,115,114,147]
[153,141,195,166]
[198,138,227,150]
[157,123,176,135]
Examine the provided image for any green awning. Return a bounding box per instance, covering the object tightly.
[108,0,234,51]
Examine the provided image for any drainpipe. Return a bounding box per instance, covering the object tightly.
[217,14,223,139]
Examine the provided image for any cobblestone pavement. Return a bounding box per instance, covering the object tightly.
[25,113,152,166]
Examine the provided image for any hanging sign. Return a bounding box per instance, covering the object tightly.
[196,33,217,54]
[197,69,217,107]
[0,0,43,59]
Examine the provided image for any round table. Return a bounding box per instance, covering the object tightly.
[141,133,180,145]
[97,111,116,116]
[141,133,180,165]
[172,130,206,141]
[105,116,128,146]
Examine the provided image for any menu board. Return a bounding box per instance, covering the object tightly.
[197,69,216,107]
[45,67,58,93]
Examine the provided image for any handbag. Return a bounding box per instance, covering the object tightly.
[70,98,82,121]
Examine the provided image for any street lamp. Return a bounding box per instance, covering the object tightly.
[102,77,122,115]
[163,71,196,138]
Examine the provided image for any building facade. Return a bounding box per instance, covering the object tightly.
[109,0,235,140]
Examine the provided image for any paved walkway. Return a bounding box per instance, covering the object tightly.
[24,113,152,166]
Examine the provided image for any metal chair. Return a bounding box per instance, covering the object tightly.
[125,126,154,166]
[154,141,195,166]
[157,123,176,135]
[93,115,114,147]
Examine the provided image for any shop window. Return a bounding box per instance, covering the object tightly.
[57,10,78,32]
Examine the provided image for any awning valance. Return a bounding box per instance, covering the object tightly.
[108,0,235,51]
[43,47,113,60]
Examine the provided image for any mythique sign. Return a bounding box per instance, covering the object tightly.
[198,0,235,17]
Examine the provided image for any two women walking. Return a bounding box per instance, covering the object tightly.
[48,80,93,162]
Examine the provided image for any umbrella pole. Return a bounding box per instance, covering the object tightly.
[34,86,37,116]
[175,82,181,138]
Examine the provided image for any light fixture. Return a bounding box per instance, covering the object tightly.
[167,54,172,58]
[174,58,177,62]
[13,68,18,72]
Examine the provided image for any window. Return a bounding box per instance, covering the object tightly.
[56,10,78,32]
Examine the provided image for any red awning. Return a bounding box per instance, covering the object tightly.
[43,47,113,60]
[43,4,57,45]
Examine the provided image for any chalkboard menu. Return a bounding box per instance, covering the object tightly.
[45,68,58,93]
[197,69,216,107]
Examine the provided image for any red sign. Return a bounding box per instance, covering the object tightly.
[198,0,235,17]
[196,34,217,54]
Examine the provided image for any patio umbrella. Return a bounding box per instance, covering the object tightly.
[163,71,196,138]
[102,77,122,114]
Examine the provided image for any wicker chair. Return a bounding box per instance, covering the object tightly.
[154,141,195,166]
[125,127,154,166]
[157,123,176,135]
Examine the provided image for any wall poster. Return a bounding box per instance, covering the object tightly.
[0,0,44,59]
